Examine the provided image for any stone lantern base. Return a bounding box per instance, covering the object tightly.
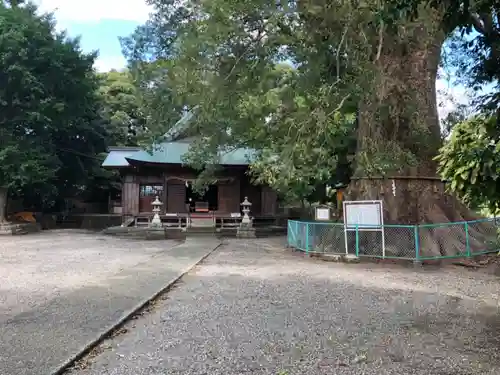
[236,222,256,238]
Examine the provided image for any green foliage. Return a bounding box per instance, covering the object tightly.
[120,2,187,142]
[0,144,58,191]
[122,0,369,199]
[443,2,499,115]
[435,1,500,211]
[124,0,499,205]
[97,70,146,146]
[436,115,500,211]
[0,2,107,209]
[131,60,184,145]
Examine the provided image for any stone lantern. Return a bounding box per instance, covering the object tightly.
[240,196,252,225]
[237,196,255,238]
[150,196,163,227]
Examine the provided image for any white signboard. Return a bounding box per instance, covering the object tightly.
[343,200,386,257]
[315,207,331,221]
[343,201,382,229]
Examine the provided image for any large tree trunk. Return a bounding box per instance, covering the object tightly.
[347,8,493,257]
[0,187,8,223]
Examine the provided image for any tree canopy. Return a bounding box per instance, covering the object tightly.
[121,0,366,200]
[122,0,499,208]
[0,1,107,218]
[97,70,146,147]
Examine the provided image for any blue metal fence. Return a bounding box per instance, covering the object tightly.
[287,218,500,260]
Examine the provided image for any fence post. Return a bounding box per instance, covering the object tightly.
[294,221,300,248]
[465,221,470,257]
[287,221,290,247]
[305,222,310,255]
[355,224,359,257]
[414,225,420,261]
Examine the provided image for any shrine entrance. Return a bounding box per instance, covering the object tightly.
[185,184,218,213]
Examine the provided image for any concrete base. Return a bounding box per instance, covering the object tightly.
[103,226,171,240]
[0,222,41,235]
[236,227,256,238]
[57,214,122,230]
[103,224,285,240]
[319,254,343,262]
[344,254,361,263]
[236,222,256,238]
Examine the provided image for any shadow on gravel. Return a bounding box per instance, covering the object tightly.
[1,284,132,375]
[0,255,203,375]
[71,256,500,375]
[176,274,500,374]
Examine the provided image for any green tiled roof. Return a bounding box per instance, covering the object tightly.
[102,107,256,168]
[163,107,197,141]
[101,147,142,167]
[102,141,256,167]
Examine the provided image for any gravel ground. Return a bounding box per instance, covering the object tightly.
[0,230,178,321]
[0,231,218,375]
[72,238,500,375]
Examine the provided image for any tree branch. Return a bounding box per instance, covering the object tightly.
[374,20,384,62]
[223,27,266,82]
[470,12,500,38]
[470,13,485,34]
[336,23,349,81]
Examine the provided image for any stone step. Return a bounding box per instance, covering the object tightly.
[122,217,135,227]
[189,218,215,228]
[135,217,150,227]
[185,232,217,237]
[186,226,216,233]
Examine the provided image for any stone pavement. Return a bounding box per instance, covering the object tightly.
[0,236,220,375]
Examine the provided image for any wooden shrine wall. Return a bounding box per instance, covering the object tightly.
[120,166,278,216]
[218,179,241,213]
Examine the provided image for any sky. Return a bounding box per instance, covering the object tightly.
[34,0,152,72]
[33,0,477,119]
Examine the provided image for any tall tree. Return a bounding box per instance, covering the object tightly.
[0,1,106,219]
[122,0,360,201]
[120,1,188,140]
[124,0,498,255]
